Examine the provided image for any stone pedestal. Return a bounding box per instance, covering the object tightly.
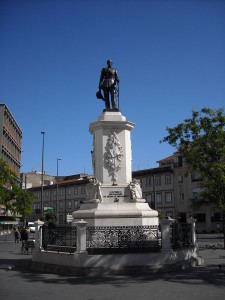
[187,217,197,246]
[160,217,175,252]
[34,219,45,251]
[89,111,134,185]
[72,111,158,227]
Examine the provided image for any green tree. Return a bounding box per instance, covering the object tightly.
[0,158,34,220]
[44,211,57,227]
[161,108,225,246]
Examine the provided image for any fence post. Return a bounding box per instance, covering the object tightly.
[187,217,197,246]
[34,219,45,251]
[75,219,88,254]
[160,217,175,252]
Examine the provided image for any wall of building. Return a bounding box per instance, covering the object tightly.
[0,104,22,177]
[20,172,56,189]
[28,176,89,225]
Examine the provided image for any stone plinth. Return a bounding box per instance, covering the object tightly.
[89,111,135,185]
[72,202,158,226]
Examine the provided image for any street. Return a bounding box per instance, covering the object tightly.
[0,233,225,300]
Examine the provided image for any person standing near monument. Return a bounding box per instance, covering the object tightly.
[97,60,120,111]
[217,222,221,235]
[20,227,28,254]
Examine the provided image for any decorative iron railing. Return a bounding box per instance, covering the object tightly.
[42,225,76,253]
[171,223,192,249]
[41,223,193,254]
[86,225,161,254]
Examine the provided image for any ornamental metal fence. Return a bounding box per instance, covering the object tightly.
[41,223,193,254]
[171,223,192,249]
[42,225,76,254]
[86,225,161,254]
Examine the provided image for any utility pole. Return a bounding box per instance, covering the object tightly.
[56,158,61,224]
[41,131,45,220]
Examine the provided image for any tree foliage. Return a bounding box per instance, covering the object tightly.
[161,108,225,213]
[44,211,57,227]
[0,158,34,219]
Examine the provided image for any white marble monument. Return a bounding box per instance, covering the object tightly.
[72,111,158,226]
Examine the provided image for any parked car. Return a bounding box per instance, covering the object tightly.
[28,222,35,233]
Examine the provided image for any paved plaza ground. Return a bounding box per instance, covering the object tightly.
[0,233,225,300]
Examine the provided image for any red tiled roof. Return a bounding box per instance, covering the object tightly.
[157,155,174,163]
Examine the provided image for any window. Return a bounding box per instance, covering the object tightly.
[53,190,56,197]
[68,201,72,209]
[60,189,63,196]
[74,187,78,195]
[155,176,161,186]
[146,177,151,187]
[165,192,172,203]
[178,174,183,183]
[81,186,85,194]
[68,188,71,195]
[33,203,36,210]
[156,193,162,204]
[178,155,183,167]
[165,175,171,185]
[192,188,202,200]
[179,192,184,201]
[46,191,49,197]
[74,200,78,209]
[59,201,63,210]
[191,172,201,182]
[193,213,206,223]
[146,194,153,208]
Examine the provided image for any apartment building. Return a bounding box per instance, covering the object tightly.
[28,174,89,225]
[134,152,222,233]
[132,166,174,218]
[0,104,22,234]
[0,104,22,177]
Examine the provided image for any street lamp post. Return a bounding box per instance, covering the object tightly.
[41,131,45,220]
[56,158,62,223]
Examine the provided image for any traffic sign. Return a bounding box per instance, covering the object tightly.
[44,207,54,211]
[66,214,73,223]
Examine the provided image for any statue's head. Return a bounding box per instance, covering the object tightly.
[107,59,112,67]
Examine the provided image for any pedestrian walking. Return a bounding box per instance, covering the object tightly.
[217,222,220,235]
[14,228,20,243]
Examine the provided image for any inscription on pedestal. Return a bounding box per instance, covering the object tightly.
[102,188,130,203]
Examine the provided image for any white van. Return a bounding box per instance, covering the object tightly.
[28,222,35,233]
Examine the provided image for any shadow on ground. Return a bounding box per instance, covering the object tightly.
[0,256,225,289]
[1,235,225,289]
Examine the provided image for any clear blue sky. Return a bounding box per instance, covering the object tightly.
[1,0,225,176]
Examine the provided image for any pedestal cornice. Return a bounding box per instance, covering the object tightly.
[89,112,135,134]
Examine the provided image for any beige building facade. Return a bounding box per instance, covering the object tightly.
[133,152,222,233]
[28,174,89,225]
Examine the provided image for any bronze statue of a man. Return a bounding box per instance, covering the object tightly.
[97,60,120,111]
